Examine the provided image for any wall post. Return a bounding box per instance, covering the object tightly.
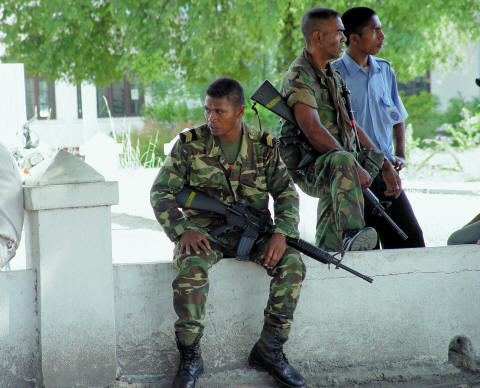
[23,150,118,387]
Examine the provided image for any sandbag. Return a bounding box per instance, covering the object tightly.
[0,143,24,267]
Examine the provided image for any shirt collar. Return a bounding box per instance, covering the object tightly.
[342,52,381,74]
[302,48,336,78]
[207,123,247,161]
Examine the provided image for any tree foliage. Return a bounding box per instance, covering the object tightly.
[1,0,479,91]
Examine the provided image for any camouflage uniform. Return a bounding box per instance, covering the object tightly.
[150,123,306,338]
[281,48,365,251]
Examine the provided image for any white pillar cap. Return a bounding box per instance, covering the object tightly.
[23,150,118,210]
[25,149,104,186]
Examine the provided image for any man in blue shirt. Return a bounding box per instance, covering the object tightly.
[333,7,425,248]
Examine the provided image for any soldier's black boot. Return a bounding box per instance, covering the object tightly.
[248,326,306,388]
[342,227,377,251]
[172,333,204,388]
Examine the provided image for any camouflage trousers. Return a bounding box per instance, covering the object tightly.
[172,237,306,338]
[296,150,365,251]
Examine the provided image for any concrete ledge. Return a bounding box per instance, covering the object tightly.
[0,269,40,388]
[23,181,119,210]
[2,245,479,386]
[113,245,480,383]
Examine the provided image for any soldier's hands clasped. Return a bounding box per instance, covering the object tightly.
[382,161,402,198]
[179,230,211,256]
[393,156,406,172]
[357,166,373,189]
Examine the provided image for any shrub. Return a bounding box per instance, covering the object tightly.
[443,107,480,150]
[443,94,480,125]
[402,91,443,143]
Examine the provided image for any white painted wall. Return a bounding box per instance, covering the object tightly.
[2,244,479,387]
[0,64,27,147]
[431,42,480,110]
[0,270,39,388]
[23,150,118,387]
[113,245,480,382]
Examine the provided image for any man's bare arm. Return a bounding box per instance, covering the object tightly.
[393,122,406,171]
[293,102,343,153]
[293,102,372,188]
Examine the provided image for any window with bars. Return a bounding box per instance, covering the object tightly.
[24,77,56,120]
[96,78,144,117]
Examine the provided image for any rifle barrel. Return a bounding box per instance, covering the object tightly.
[362,189,408,240]
[286,237,374,283]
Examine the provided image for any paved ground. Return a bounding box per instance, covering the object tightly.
[109,369,480,388]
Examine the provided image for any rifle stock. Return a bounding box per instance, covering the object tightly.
[251,80,408,241]
[175,186,373,283]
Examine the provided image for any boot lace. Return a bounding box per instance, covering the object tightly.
[271,330,289,367]
[179,343,200,371]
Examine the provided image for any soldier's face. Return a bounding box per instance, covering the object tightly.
[321,16,347,61]
[352,15,385,55]
[204,95,244,141]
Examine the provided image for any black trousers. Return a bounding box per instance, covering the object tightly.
[364,174,425,249]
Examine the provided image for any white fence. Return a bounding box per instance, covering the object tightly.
[0,64,27,148]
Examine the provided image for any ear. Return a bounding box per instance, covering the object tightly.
[236,104,245,118]
[349,33,360,46]
[312,30,322,44]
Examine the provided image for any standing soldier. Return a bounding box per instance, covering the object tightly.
[280,8,401,252]
[333,7,425,248]
[150,78,306,388]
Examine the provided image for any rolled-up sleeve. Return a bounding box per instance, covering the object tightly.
[150,140,194,242]
[284,70,318,109]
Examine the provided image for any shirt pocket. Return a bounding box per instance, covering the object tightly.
[188,156,226,191]
[239,161,267,192]
[380,95,393,107]
[238,163,269,210]
[379,95,402,124]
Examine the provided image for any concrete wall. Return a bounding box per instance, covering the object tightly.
[113,245,480,380]
[1,243,479,386]
[0,269,40,388]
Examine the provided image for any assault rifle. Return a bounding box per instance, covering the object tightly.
[176,186,373,283]
[250,80,408,241]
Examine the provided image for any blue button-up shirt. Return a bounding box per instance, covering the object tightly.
[332,53,407,161]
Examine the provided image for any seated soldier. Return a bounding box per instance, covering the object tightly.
[150,78,306,388]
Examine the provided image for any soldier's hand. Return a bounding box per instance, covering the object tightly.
[261,233,286,270]
[179,230,211,256]
[393,156,406,172]
[382,161,402,198]
[357,166,372,189]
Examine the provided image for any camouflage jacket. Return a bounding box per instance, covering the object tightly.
[281,48,356,152]
[150,123,300,243]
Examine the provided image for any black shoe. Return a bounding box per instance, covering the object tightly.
[342,227,377,251]
[172,334,204,388]
[248,328,306,388]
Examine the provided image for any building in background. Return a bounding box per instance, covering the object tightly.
[430,43,480,110]
[0,62,151,150]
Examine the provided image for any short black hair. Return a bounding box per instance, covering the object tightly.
[206,77,245,107]
[342,7,376,45]
[301,8,340,44]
